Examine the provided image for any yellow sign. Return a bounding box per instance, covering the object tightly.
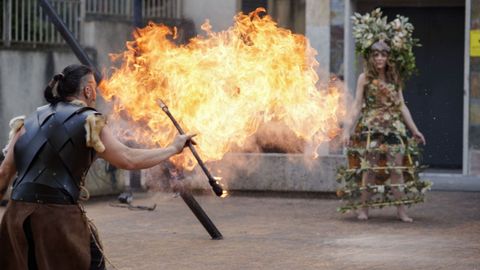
[471,30,480,57]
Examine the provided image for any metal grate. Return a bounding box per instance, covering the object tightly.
[1,0,81,47]
[85,0,132,17]
[142,0,181,19]
[85,0,182,19]
[1,0,182,47]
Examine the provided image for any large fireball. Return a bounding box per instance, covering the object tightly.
[100,8,346,169]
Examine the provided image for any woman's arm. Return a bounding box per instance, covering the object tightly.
[0,130,22,201]
[399,90,426,145]
[97,126,194,170]
[342,73,367,144]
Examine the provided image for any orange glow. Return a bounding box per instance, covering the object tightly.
[100,8,345,170]
[213,176,229,198]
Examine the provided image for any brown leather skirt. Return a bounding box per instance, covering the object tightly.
[0,200,92,270]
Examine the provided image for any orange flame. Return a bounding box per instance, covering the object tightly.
[100,8,346,169]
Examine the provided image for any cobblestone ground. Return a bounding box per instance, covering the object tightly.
[2,191,480,270]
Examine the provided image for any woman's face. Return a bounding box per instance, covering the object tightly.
[372,50,388,71]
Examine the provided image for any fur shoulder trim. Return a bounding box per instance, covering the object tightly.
[2,115,26,155]
[85,114,106,153]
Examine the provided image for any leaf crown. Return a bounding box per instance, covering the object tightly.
[352,8,421,80]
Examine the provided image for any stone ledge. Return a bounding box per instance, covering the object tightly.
[188,153,346,192]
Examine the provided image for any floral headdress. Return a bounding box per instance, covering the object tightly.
[352,8,421,80]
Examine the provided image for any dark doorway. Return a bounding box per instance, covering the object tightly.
[381,7,465,169]
[242,0,268,13]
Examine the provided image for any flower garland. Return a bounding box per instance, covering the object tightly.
[352,8,421,80]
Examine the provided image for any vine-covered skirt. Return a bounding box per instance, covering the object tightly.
[336,127,432,213]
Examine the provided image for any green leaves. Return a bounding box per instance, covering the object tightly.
[336,138,430,213]
[351,9,421,81]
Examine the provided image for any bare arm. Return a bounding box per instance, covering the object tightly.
[97,126,194,170]
[342,73,367,143]
[399,90,426,144]
[0,129,22,201]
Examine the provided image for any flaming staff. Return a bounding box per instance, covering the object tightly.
[38,0,223,240]
[157,100,225,197]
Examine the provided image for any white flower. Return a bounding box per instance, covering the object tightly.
[392,18,402,30]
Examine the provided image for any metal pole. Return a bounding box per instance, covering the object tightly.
[167,162,223,240]
[38,0,102,82]
[180,191,223,240]
[3,0,12,47]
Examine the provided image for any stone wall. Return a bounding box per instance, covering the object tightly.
[0,49,79,145]
[186,153,345,193]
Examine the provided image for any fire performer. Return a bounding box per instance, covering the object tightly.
[337,9,432,221]
[0,64,194,270]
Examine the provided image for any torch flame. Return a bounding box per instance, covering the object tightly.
[213,176,229,198]
[100,8,346,170]
[221,190,229,198]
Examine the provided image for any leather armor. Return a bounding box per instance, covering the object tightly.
[11,102,99,204]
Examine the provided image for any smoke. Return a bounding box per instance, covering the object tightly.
[101,76,351,193]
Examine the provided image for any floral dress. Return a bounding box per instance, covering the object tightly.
[336,80,431,212]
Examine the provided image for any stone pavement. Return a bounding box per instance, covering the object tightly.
[1,191,480,270]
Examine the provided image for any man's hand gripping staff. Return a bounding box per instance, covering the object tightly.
[156,99,225,197]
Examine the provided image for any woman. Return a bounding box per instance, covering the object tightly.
[0,64,194,269]
[340,40,425,222]
[337,9,431,222]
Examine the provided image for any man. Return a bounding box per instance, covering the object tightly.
[0,64,194,269]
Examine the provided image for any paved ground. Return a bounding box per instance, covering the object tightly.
[1,191,480,270]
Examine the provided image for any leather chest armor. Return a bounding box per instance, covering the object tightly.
[11,102,99,204]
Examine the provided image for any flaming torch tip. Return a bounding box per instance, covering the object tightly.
[156,99,168,112]
[209,180,225,197]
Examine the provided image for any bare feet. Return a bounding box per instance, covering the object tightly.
[357,208,369,220]
[397,206,413,223]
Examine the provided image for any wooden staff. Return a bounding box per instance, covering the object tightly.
[156,99,225,197]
